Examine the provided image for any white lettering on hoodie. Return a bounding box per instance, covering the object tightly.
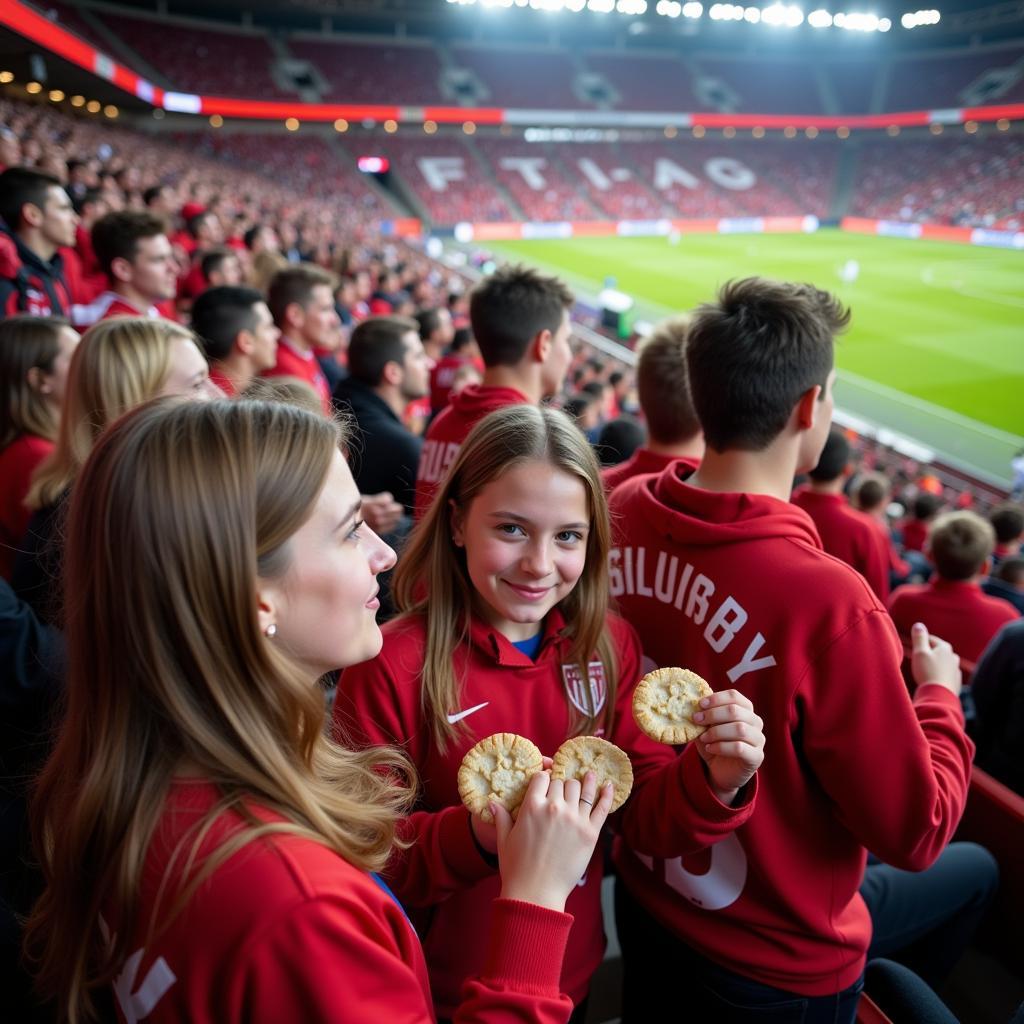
[609,546,777,681]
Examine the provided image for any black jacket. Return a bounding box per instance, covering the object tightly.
[333,378,422,516]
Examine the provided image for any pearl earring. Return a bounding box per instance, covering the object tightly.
[264,623,277,638]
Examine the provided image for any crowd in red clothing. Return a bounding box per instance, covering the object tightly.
[1,86,1022,1024]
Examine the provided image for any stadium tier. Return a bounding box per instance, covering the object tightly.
[580,52,705,112]
[885,44,1024,111]
[449,44,582,109]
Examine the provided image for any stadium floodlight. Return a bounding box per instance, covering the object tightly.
[616,0,649,12]
[744,6,761,21]
[901,8,940,27]
[683,0,703,13]
[588,0,615,11]
[878,16,890,29]
[565,0,586,7]
[761,3,802,26]
[807,8,832,26]
[657,0,683,14]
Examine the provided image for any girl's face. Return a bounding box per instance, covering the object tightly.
[39,325,80,408]
[159,337,221,402]
[261,450,396,678]
[452,459,590,643]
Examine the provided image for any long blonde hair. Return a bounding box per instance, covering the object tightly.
[24,399,413,1023]
[26,317,197,510]
[0,315,68,447]
[394,404,618,751]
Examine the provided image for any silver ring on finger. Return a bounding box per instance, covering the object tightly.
[579,797,593,806]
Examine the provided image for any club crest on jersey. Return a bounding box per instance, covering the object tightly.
[562,661,607,716]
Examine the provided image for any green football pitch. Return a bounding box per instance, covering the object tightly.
[491,229,1024,482]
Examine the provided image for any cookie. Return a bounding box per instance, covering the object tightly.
[551,736,633,812]
[458,732,544,824]
[632,667,713,745]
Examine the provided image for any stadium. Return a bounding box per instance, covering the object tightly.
[1,0,1023,1022]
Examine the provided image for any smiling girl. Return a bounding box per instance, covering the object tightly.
[334,403,766,1022]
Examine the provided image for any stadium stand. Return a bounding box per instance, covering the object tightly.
[884,45,1024,111]
[287,37,447,104]
[692,56,827,113]
[36,0,108,50]
[94,11,289,97]
[565,142,670,220]
[829,60,881,115]
[850,135,1024,229]
[450,43,583,108]
[583,51,703,112]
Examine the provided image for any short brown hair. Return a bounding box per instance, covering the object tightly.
[267,264,337,327]
[989,502,1024,545]
[348,315,418,387]
[853,472,890,512]
[91,211,168,278]
[686,278,849,452]
[637,318,700,445]
[928,510,995,581]
[469,264,573,367]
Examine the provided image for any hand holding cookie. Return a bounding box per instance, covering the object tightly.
[493,768,614,912]
[691,687,765,804]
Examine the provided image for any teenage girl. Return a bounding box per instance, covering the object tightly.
[0,316,78,579]
[334,403,766,1021]
[24,398,610,1023]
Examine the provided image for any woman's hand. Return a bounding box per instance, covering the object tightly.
[691,689,765,805]
[492,770,613,912]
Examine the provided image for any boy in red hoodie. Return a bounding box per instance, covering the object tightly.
[608,278,977,1022]
[414,264,574,518]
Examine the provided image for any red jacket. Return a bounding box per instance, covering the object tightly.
[792,487,891,601]
[901,517,929,553]
[110,780,576,1023]
[0,434,53,580]
[262,336,332,416]
[0,229,72,318]
[334,609,754,1016]
[888,578,1019,665]
[430,354,485,413]
[607,461,972,996]
[414,385,529,519]
[602,448,695,495]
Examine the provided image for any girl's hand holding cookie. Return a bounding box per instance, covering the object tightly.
[691,688,765,805]
[492,769,613,913]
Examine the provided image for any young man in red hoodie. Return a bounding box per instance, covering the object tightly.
[413,264,573,518]
[602,315,703,494]
[608,278,978,1022]
[889,510,1019,666]
[792,427,891,602]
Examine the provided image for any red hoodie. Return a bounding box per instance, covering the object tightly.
[602,449,696,495]
[110,779,577,1023]
[414,384,529,519]
[888,578,1019,666]
[607,461,972,996]
[791,487,891,602]
[334,609,755,1017]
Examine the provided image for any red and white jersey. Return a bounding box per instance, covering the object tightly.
[334,608,754,1017]
[108,780,576,1024]
[607,461,972,996]
[72,291,160,331]
[414,385,529,519]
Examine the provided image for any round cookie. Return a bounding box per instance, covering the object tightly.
[551,736,634,812]
[632,667,713,745]
[458,732,544,824]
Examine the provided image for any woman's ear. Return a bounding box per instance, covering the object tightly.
[255,584,280,638]
[449,498,465,547]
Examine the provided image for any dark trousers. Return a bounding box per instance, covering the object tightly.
[614,880,863,1024]
[860,841,999,990]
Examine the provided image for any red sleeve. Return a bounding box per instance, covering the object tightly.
[333,652,496,907]
[800,608,972,870]
[239,893,573,1024]
[607,617,758,857]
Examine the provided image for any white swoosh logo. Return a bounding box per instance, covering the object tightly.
[446,701,490,725]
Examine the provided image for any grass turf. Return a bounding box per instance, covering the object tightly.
[491,229,1024,439]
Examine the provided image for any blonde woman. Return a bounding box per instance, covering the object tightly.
[12,317,217,621]
[24,399,608,1023]
[336,404,765,1022]
[0,316,78,579]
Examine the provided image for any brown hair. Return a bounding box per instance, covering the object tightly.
[0,315,69,447]
[26,317,197,510]
[853,472,890,513]
[347,315,419,387]
[91,210,168,279]
[637,317,700,445]
[687,278,849,452]
[24,399,412,1022]
[267,263,338,327]
[469,264,574,368]
[393,403,617,751]
[928,510,995,580]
